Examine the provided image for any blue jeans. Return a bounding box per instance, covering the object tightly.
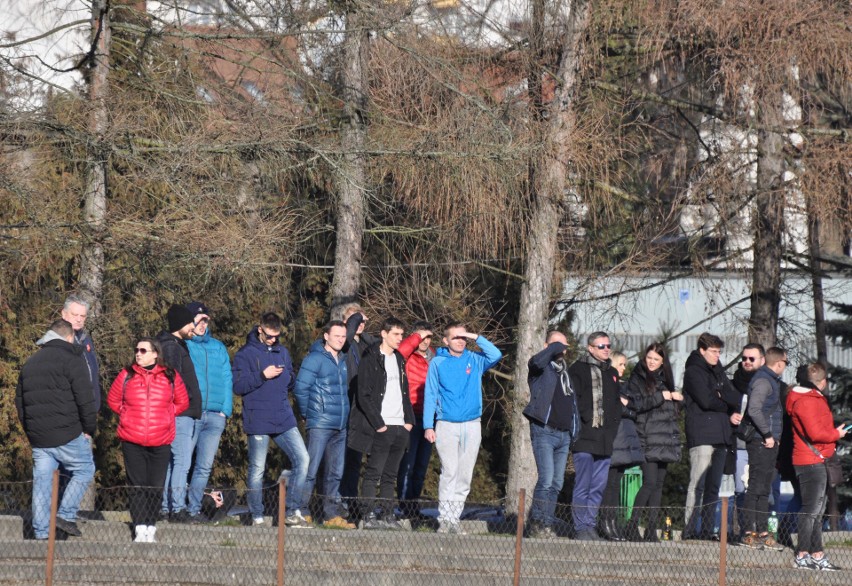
[301,427,347,521]
[162,416,200,513]
[187,411,227,515]
[32,434,95,539]
[529,422,572,527]
[571,452,610,533]
[246,427,309,518]
[397,414,433,502]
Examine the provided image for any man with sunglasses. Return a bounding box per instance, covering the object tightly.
[156,304,202,522]
[568,331,622,541]
[739,347,788,550]
[185,302,233,523]
[730,343,765,536]
[233,312,310,527]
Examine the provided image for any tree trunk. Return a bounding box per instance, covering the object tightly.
[748,95,785,348]
[330,10,369,317]
[505,0,590,510]
[807,204,828,363]
[79,0,110,318]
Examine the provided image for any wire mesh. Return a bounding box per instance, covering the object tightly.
[0,477,849,585]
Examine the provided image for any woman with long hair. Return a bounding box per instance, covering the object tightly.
[107,337,189,543]
[623,342,682,541]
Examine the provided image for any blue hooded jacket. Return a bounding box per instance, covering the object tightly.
[423,336,502,427]
[232,329,297,435]
[187,329,233,417]
[293,340,349,430]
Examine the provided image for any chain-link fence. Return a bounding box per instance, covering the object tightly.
[0,473,849,585]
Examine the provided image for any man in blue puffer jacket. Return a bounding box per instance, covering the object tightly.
[294,320,354,529]
[233,312,310,528]
[185,302,233,522]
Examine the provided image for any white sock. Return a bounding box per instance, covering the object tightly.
[134,525,147,542]
[146,525,157,543]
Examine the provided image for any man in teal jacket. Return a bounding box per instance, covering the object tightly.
[185,302,233,522]
[423,322,502,534]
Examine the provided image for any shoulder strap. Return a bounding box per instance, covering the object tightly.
[796,427,826,461]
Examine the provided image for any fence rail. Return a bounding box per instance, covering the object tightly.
[0,474,848,585]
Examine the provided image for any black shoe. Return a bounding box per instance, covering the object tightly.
[623,519,642,542]
[188,513,209,525]
[576,529,603,541]
[605,518,625,541]
[643,528,660,543]
[170,510,191,523]
[55,517,82,537]
[158,511,169,522]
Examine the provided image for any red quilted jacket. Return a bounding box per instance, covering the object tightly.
[398,333,434,415]
[107,364,190,447]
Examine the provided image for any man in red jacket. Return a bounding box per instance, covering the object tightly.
[396,321,435,517]
[787,362,847,571]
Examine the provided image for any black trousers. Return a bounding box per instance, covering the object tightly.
[743,439,778,534]
[122,442,170,526]
[360,426,409,515]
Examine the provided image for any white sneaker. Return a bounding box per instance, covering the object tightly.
[146,526,157,543]
[133,525,148,543]
[253,517,265,526]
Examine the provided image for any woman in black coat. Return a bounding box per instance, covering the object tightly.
[623,343,682,541]
[599,353,646,541]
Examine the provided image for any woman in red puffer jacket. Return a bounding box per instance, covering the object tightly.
[108,337,189,543]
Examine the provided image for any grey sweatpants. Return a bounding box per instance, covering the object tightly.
[435,419,482,525]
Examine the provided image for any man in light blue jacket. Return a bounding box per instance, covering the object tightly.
[423,322,502,534]
[185,302,233,522]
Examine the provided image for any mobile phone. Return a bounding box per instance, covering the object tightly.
[843,424,852,432]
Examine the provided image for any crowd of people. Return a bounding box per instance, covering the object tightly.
[13,295,846,570]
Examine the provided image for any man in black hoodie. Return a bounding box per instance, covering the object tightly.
[16,319,97,540]
[156,304,202,522]
[682,332,742,540]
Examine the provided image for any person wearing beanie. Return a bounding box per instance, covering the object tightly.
[184,301,234,522]
[156,303,202,522]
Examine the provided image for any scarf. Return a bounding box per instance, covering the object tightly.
[579,353,609,428]
[551,359,574,397]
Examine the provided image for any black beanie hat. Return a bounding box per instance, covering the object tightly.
[167,304,195,333]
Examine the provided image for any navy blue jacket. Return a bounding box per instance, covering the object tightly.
[294,340,349,430]
[523,342,579,440]
[232,330,297,435]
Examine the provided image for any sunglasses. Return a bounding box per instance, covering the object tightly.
[260,329,280,342]
[135,348,152,355]
[593,344,612,350]
[741,356,757,363]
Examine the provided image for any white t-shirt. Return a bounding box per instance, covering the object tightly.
[381,352,405,426]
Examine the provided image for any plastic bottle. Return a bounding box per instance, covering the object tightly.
[662,516,672,541]
[768,511,779,537]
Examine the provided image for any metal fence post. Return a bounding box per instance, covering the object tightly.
[514,488,525,586]
[718,496,728,586]
[277,477,287,586]
[46,469,59,586]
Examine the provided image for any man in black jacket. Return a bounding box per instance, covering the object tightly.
[16,319,96,540]
[156,304,202,522]
[348,317,414,529]
[568,331,622,541]
[730,343,764,535]
[682,332,742,540]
